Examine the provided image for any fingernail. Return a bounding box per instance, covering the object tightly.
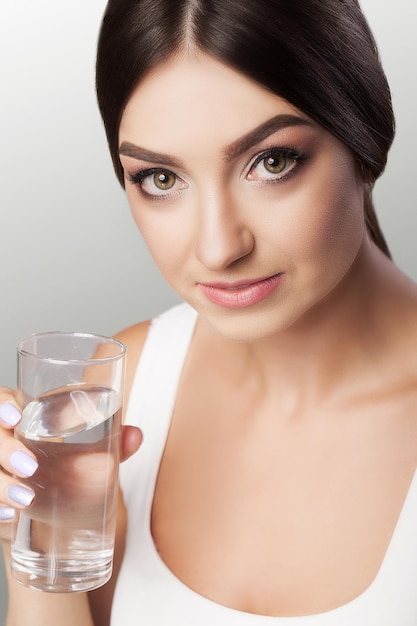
[10,451,39,477]
[0,506,15,521]
[7,485,35,507]
[0,402,21,426]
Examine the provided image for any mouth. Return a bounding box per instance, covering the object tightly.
[197,273,283,308]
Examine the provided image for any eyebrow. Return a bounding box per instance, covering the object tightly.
[118,143,185,169]
[118,113,313,167]
[224,114,313,161]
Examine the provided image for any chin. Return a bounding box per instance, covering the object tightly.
[197,305,305,344]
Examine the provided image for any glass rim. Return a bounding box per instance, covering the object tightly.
[17,331,126,365]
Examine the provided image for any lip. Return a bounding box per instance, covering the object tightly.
[198,273,283,308]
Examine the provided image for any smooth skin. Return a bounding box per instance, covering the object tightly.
[2,52,417,623]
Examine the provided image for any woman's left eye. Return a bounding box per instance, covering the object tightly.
[246,148,303,182]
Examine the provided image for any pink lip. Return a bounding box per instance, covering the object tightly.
[198,273,283,308]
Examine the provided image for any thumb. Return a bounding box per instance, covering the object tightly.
[120,425,143,463]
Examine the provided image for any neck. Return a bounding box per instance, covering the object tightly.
[199,238,416,415]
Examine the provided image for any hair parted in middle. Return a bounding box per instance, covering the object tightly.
[96,0,394,256]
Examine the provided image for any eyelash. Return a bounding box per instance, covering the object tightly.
[125,146,306,200]
[246,147,305,183]
[125,168,183,201]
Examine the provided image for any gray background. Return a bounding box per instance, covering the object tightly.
[0,1,416,621]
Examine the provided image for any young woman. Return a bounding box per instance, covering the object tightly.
[2,0,417,624]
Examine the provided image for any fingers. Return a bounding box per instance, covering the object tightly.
[0,428,38,479]
[0,390,38,530]
[0,388,38,477]
[0,505,16,522]
[120,425,143,463]
[0,472,35,510]
[0,388,21,429]
[1,397,143,535]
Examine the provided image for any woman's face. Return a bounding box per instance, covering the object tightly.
[119,54,367,341]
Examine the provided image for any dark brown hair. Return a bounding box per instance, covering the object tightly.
[96,0,394,257]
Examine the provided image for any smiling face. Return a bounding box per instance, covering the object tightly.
[118,53,367,341]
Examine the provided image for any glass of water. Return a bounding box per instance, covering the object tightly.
[11,331,126,593]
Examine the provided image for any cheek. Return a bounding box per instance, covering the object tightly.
[282,163,365,269]
[126,191,190,274]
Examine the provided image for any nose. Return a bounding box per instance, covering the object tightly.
[194,191,254,270]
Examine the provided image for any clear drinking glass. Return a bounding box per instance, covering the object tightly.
[10,331,126,593]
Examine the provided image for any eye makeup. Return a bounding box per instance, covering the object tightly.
[246,146,306,183]
[125,168,186,201]
[122,119,317,203]
[125,143,307,201]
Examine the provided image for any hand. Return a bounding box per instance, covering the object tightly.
[0,387,38,543]
[0,387,142,544]
[121,424,143,462]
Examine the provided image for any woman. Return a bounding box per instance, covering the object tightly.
[2,0,417,624]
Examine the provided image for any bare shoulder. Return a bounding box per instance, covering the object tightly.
[114,320,151,357]
[114,319,151,347]
[114,320,151,401]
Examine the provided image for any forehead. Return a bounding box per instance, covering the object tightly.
[118,53,305,149]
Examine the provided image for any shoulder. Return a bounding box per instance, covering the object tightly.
[114,320,151,403]
[113,303,195,398]
[114,319,151,352]
[114,320,151,358]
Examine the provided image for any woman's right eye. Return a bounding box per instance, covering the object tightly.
[126,168,187,199]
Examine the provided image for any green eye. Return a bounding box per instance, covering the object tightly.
[153,171,176,190]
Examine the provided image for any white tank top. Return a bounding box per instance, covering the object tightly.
[111,302,417,625]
